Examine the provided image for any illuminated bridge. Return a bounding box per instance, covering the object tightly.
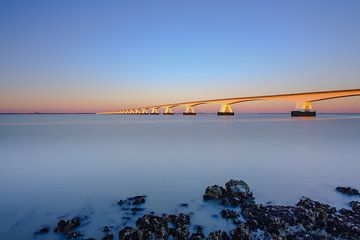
[97,89,360,117]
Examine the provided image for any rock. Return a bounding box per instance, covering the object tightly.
[130,207,144,212]
[118,195,147,206]
[230,223,250,240]
[190,225,205,239]
[119,226,141,240]
[130,195,146,205]
[34,226,50,235]
[220,209,238,219]
[136,214,169,239]
[203,185,226,200]
[350,201,360,214]
[103,226,111,232]
[207,230,230,240]
[64,231,82,239]
[224,179,255,206]
[102,233,114,240]
[54,217,81,235]
[180,203,189,207]
[336,186,360,196]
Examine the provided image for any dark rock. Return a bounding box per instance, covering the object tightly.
[203,185,226,200]
[119,226,141,240]
[54,217,81,236]
[130,195,146,205]
[336,186,360,196]
[190,225,205,239]
[350,201,360,214]
[180,203,189,207]
[103,226,111,232]
[34,226,50,235]
[130,207,144,212]
[220,209,238,219]
[64,230,82,239]
[102,233,113,240]
[136,214,169,239]
[207,230,230,240]
[118,195,147,206]
[230,223,250,240]
[224,179,255,207]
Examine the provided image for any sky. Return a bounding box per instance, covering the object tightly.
[0,0,359,113]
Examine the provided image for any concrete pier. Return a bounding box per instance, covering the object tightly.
[217,112,235,116]
[291,111,316,117]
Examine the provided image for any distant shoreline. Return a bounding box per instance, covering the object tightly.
[0,112,359,115]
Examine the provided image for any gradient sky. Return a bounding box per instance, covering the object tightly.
[0,0,360,113]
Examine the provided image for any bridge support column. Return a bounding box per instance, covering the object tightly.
[150,108,159,115]
[291,101,316,117]
[217,104,234,116]
[183,106,196,115]
[141,108,149,115]
[164,107,174,115]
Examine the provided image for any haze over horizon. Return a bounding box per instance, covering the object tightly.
[1,0,360,113]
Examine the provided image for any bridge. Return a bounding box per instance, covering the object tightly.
[97,89,360,117]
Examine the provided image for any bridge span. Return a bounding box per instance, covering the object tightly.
[97,89,360,117]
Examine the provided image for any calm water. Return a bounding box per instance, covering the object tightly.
[0,114,360,239]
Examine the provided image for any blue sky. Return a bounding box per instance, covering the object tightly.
[0,0,359,112]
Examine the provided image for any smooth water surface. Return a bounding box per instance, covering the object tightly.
[0,114,360,239]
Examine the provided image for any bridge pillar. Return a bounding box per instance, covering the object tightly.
[217,104,234,116]
[141,108,149,115]
[164,107,174,115]
[150,108,159,115]
[291,101,316,117]
[183,106,196,115]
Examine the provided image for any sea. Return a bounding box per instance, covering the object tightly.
[0,114,359,239]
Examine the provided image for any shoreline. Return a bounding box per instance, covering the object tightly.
[34,179,360,240]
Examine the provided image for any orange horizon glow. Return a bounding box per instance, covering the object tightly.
[1,95,360,114]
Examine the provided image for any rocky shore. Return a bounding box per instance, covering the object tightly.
[35,180,360,239]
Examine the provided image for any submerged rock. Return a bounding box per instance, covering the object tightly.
[118,195,147,206]
[336,186,360,196]
[190,225,205,239]
[102,233,114,240]
[54,217,81,234]
[34,226,50,235]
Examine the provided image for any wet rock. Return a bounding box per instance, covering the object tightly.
[119,226,141,240]
[336,186,360,196]
[203,185,226,200]
[118,195,147,206]
[207,230,230,240]
[129,195,146,205]
[190,225,205,239]
[130,207,144,212]
[64,230,82,239]
[102,233,114,240]
[220,209,238,219]
[224,179,255,207]
[103,226,111,232]
[54,217,81,236]
[136,214,169,239]
[229,223,250,240]
[204,180,255,207]
[180,203,189,207]
[350,201,360,214]
[34,226,50,235]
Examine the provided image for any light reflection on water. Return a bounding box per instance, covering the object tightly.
[0,114,359,239]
